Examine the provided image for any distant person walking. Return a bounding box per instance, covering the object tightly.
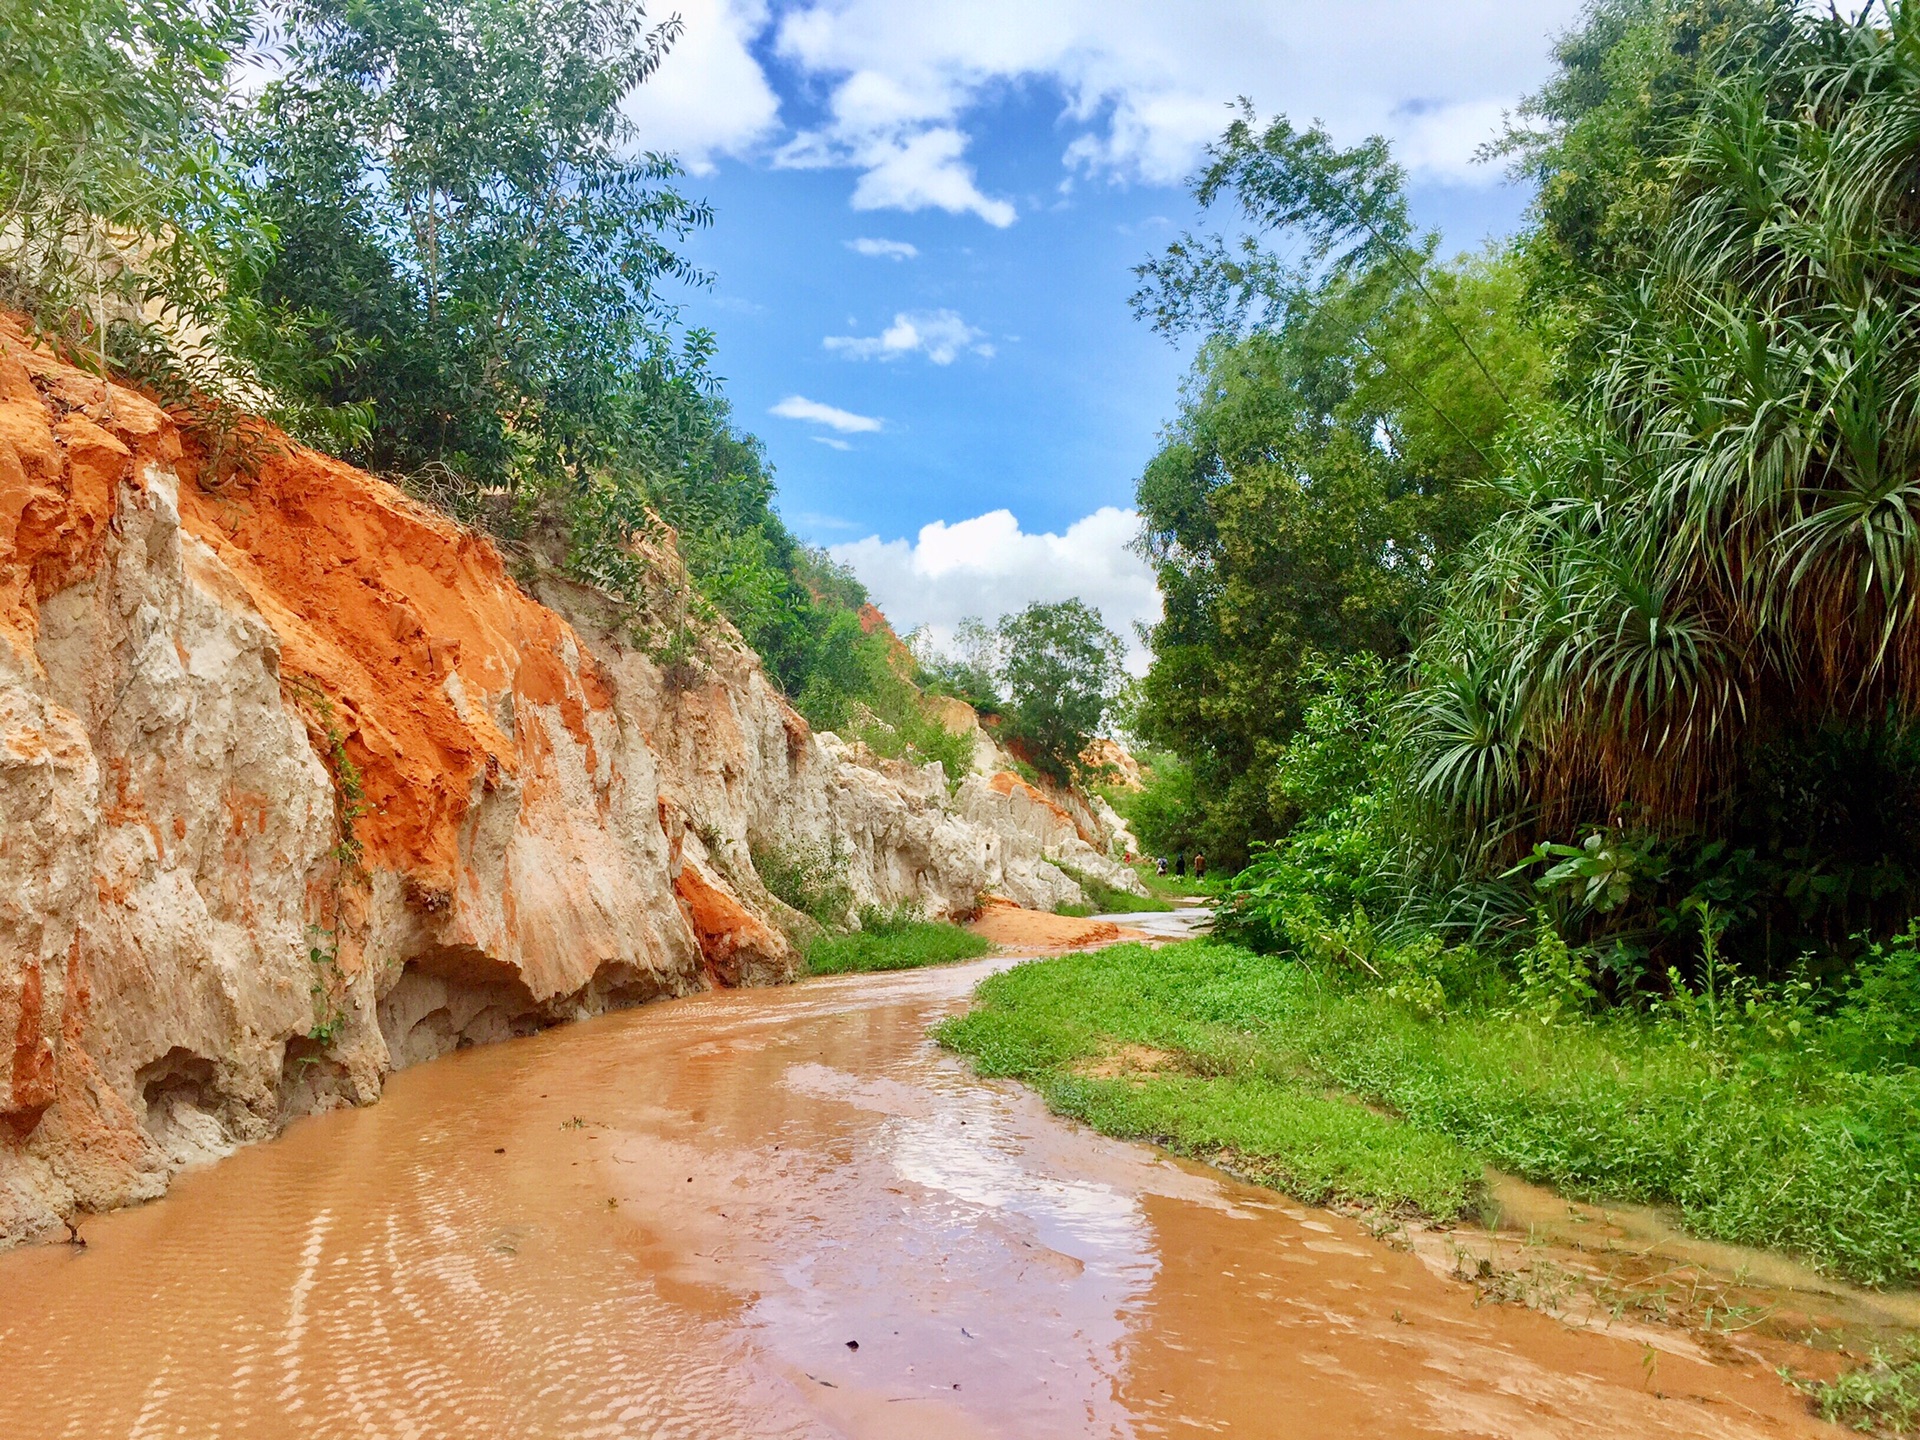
[1192,853,1205,880]
[1155,856,1168,877]
[1174,853,1186,877]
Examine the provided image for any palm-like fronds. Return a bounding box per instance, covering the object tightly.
[1407,1,1920,849]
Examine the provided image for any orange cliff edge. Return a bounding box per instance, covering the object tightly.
[0,316,784,1234]
[0,315,1148,1242]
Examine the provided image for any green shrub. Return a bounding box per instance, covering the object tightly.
[1806,1345,1920,1434]
[856,902,924,934]
[857,706,973,795]
[1101,752,1198,857]
[1827,925,1920,1071]
[795,618,973,793]
[1052,862,1174,915]
[1511,914,1597,1024]
[751,839,853,929]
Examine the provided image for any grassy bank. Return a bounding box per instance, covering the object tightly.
[1810,1346,1920,1434]
[1130,863,1217,906]
[1051,862,1178,918]
[805,916,994,975]
[936,941,1920,1287]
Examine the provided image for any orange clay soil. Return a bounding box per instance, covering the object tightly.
[965,896,1152,952]
[0,317,615,905]
[177,449,618,894]
[0,326,178,657]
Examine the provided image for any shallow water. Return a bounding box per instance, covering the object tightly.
[1086,906,1214,940]
[0,959,1839,1438]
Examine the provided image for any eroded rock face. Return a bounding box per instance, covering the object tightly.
[523,570,1139,924]
[0,320,1141,1243]
[0,342,339,1236]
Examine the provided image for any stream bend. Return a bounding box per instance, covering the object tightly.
[0,958,1832,1438]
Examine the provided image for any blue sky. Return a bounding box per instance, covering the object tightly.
[632,1,1587,659]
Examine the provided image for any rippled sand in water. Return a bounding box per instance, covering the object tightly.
[0,960,1839,1438]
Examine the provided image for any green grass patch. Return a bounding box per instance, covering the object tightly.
[1052,861,1176,914]
[936,945,1481,1218]
[936,940,1920,1286]
[1045,1071,1480,1215]
[805,913,994,976]
[1127,862,1217,905]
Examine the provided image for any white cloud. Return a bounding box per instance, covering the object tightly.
[781,123,1017,226]
[824,309,993,364]
[766,2,1586,213]
[609,4,1590,219]
[770,395,885,432]
[620,0,781,172]
[847,237,920,259]
[830,507,1160,672]
[850,128,1018,226]
[1392,97,1514,179]
[812,435,854,450]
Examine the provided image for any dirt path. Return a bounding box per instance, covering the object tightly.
[0,957,1843,1438]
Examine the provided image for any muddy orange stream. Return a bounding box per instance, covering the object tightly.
[0,960,1835,1438]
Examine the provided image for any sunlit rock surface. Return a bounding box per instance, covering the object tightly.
[0,320,1139,1242]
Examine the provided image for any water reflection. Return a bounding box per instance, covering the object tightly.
[0,959,1837,1439]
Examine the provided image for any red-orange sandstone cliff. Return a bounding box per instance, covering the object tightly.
[0,320,1140,1242]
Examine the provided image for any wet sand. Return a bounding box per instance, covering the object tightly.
[0,958,1842,1438]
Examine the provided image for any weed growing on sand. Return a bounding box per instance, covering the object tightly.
[322,717,367,869]
[285,677,367,871]
[1799,1343,1920,1435]
[305,925,347,1046]
[285,677,366,1051]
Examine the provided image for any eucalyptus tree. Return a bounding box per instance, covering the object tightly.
[244,0,712,504]
[0,0,267,381]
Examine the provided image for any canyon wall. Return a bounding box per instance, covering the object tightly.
[0,323,1138,1243]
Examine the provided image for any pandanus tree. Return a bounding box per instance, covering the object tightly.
[1406,0,1920,960]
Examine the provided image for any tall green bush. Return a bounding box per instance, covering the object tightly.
[1403,0,1920,975]
[1,0,257,349]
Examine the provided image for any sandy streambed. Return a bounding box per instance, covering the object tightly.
[0,957,1847,1438]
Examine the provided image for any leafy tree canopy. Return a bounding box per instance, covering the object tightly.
[0,0,314,447]
[244,0,711,497]
[996,600,1126,786]
[1402,0,1920,972]
[1127,108,1544,864]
